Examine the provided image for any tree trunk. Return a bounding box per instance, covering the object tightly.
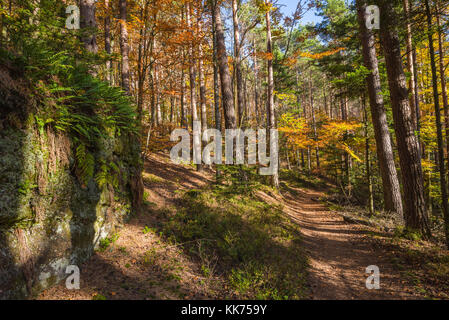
[181,67,188,130]
[187,2,201,171]
[119,0,130,94]
[309,76,320,169]
[378,0,430,236]
[265,0,279,188]
[232,0,245,127]
[104,0,111,83]
[363,95,375,216]
[211,0,221,133]
[199,41,208,131]
[80,0,98,55]
[186,2,199,128]
[254,39,260,126]
[356,0,404,217]
[436,1,449,198]
[211,0,222,178]
[213,1,236,129]
[154,64,162,125]
[425,0,449,247]
[402,0,418,130]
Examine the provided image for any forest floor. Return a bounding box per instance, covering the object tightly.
[37,152,449,300]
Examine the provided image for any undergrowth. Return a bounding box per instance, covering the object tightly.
[154,166,308,300]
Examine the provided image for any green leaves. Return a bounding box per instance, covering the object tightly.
[75,144,95,186]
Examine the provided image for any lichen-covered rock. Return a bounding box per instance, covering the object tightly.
[0,63,141,299]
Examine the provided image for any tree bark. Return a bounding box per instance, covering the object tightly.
[104,0,111,83]
[213,1,236,129]
[378,0,430,236]
[309,75,320,169]
[436,1,449,196]
[426,0,449,247]
[198,17,208,131]
[265,0,279,188]
[211,0,222,133]
[186,2,199,128]
[232,0,245,126]
[363,95,375,215]
[80,0,98,55]
[402,0,418,130]
[356,0,404,216]
[119,0,130,94]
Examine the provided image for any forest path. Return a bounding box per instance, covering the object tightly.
[37,152,423,300]
[278,184,420,300]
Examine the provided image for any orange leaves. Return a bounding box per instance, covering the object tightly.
[255,51,274,61]
[292,47,346,61]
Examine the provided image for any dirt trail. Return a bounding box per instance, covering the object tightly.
[280,186,420,300]
[38,153,423,300]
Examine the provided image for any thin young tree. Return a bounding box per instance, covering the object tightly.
[119,0,130,94]
[265,0,279,188]
[425,0,449,247]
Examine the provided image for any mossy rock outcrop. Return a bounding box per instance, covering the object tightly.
[0,61,142,299]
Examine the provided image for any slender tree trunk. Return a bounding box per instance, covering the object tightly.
[402,0,418,129]
[378,0,430,236]
[154,64,162,125]
[211,0,221,133]
[170,97,175,123]
[104,0,111,83]
[363,95,375,216]
[232,0,245,126]
[186,2,199,128]
[426,0,449,247]
[181,67,188,130]
[265,0,279,188]
[0,1,3,48]
[309,76,320,169]
[357,0,404,217]
[211,0,222,178]
[119,0,130,94]
[437,1,449,195]
[187,2,202,171]
[412,47,421,143]
[286,148,291,170]
[199,43,208,131]
[213,1,236,129]
[254,39,260,126]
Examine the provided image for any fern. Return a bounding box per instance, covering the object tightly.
[95,160,121,189]
[75,144,95,186]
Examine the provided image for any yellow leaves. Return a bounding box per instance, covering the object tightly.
[256,0,275,14]
[341,143,362,163]
[320,121,361,139]
[279,113,314,149]
[275,93,296,104]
